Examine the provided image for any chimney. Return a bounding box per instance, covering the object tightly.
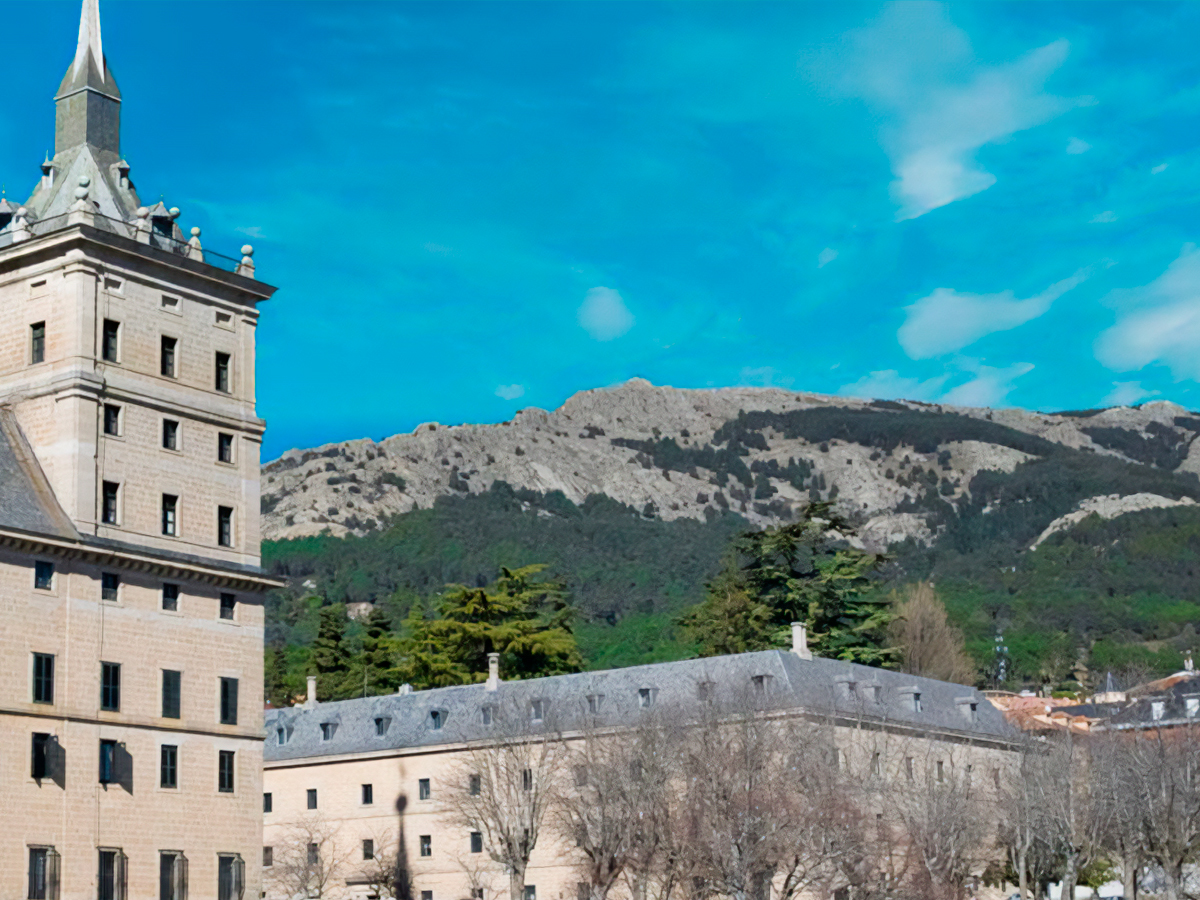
[305,675,317,708]
[486,652,501,691]
[397,684,412,695]
[791,622,812,661]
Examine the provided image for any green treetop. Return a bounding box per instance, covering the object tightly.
[396,564,584,689]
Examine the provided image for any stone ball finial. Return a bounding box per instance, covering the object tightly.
[17,207,27,217]
[168,207,180,219]
[78,176,90,187]
[190,226,201,237]
[136,206,149,218]
[241,245,254,257]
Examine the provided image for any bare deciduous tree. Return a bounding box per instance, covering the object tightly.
[887,583,975,685]
[445,695,569,900]
[267,814,355,900]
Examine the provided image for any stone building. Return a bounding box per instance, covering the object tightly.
[263,631,1020,900]
[0,2,278,898]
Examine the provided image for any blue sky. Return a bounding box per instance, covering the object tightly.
[5,2,1200,458]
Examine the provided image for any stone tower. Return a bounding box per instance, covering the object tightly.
[0,2,279,898]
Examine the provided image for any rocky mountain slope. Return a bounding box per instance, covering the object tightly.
[261,379,1200,551]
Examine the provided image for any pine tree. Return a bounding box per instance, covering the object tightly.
[680,568,775,656]
[310,604,353,700]
[396,564,583,689]
[360,605,401,694]
[682,502,895,666]
[265,644,290,708]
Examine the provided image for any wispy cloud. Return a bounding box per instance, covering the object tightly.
[838,369,949,402]
[1066,137,1091,155]
[578,287,635,341]
[495,384,525,401]
[739,366,795,388]
[839,2,1077,220]
[898,269,1088,359]
[1090,210,1117,223]
[1096,244,1200,380]
[1103,381,1159,407]
[940,361,1034,407]
[817,247,838,268]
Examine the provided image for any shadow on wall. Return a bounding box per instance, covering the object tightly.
[395,793,412,900]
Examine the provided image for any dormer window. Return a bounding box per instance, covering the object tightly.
[152,215,173,237]
[531,699,546,723]
[697,681,714,702]
[481,706,494,726]
[637,688,654,709]
[1152,701,1166,721]
[320,722,337,741]
[913,692,922,713]
[276,726,292,746]
[1187,698,1199,718]
[751,674,770,695]
[586,694,603,714]
[430,710,444,731]
[374,717,390,736]
[872,685,883,703]
[956,698,978,724]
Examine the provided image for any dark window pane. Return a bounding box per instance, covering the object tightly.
[218,508,233,547]
[33,653,54,704]
[263,792,272,813]
[102,481,119,524]
[162,670,181,719]
[218,750,235,792]
[162,583,179,612]
[218,433,233,463]
[419,835,431,857]
[215,352,231,393]
[160,744,177,789]
[101,662,120,711]
[99,740,116,784]
[470,832,482,854]
[101,572,120,602]
[28,847,51,900]
[103,404,120,436]
[220,593,236,620]
[31,322,45,364]
[363,839,374,860]
[419,778,430,800]
[362,783,373,805]
[220,677,238,725]
[160,336,177,378]
[162,495,177,536]
[307,788,317,809]
[32,733,50,780]
[162,420,178,451]
[34,561,53,591]
[102,320,120,363]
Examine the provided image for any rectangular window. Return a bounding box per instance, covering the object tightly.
[871,752,881,778]
[162,419,179,451]
[470,832,483,854]
[263,792,273,813]
[216,855,243,900]
[637,688,652,708]
[277,726,292,746]
[912,692,922,713]
[362,783,374,805]
[215,352,231,393]
[422,892,433,900]
[159,851,187,900]
[33,653,54,704]
[218,433,234,464]
[27,846,58,900]
[218,507,233,547]
[162,494,178,536]
[262,847,272,868]
[162,583,179,612]
[101,572,120,602]
[99,740,117,784]
[375,717,390,735]
[30,322,45,364]
[220,593,236,620]
[218,750,235,793]
[362,839,374,861]
[525,888,536,900]
[101,662,121,711]
[522,768,533,791]
[531,699,545,722]
[418,778,430,800]
[102,320,120,363]
[102,481,119,525]
[219,677,239,725]
[162,670,181,719]
[160,336,177,378]
[34,561,54,591]
[905,757,914,783]
[419,835,431,858]
[103,404,121,436]
[307,788,318,809]
[469,774,481,796]
[307,845,319,866]
[32,733,51,780]
[481,706,493,726]
[936,760,945,783]
[320,722,337,740]
[98,849,126,900]
[160,745,178,789]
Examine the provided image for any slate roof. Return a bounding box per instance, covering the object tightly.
[0,409,78,539]
[265,649,1017,764]
[1101,673,1200,730]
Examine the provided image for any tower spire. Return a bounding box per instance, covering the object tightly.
[72,0,105,83]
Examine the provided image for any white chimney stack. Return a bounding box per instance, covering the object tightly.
[305,675,318,708]
[486,652,501,691]
[791,622,812,660]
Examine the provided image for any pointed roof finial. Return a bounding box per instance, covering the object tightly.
[72,0,104,82]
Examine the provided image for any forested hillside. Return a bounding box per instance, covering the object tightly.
[262,382,1200,695]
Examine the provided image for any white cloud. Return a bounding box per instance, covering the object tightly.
[837,369,949,402]
[1066,137,1091,155]
[1096,244,1200,380]
[1090,210,1117,223]
[577,287,634,341]
[739,366,795,388]
[940,362,1034,407]
[817,247,838,268]
[495,384,525,400]
[1102,381,1159,407]
[1152,163,1169,175]
[841,2,1076,220]
[898,269,1087,359]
